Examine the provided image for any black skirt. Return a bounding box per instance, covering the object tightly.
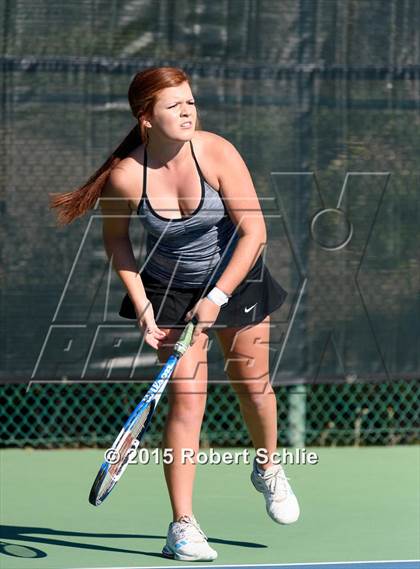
[119,255,287,329]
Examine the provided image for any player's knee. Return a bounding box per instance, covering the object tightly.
[168,393,207,425]
[233,380,274,412]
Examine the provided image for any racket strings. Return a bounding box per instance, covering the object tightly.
[94,403,156,503]
[131,405,153,440]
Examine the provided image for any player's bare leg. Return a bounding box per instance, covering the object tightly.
[215,315,277,467]
[158,329,217,561]
[157,329,209,520]
[215,315,300,524]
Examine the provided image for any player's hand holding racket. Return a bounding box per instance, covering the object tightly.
[135,300,166,349]
[185,297,221,345]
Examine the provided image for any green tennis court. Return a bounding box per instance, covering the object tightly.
[1,446,418,568]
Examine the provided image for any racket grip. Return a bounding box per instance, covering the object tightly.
[174,316,198,356]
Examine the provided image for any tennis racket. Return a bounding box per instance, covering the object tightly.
[89,316,198,506]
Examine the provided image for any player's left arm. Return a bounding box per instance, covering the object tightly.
[211,133,267,296]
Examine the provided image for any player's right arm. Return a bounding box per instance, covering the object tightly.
[100,166,166,349]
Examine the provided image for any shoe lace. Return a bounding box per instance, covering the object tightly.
[175,515,207,542]
[262,467,290,501]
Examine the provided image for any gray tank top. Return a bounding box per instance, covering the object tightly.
[137,140,239,288]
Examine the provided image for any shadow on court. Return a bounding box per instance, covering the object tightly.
[0,524,266,560]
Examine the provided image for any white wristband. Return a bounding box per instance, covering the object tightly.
[206,286,230,307]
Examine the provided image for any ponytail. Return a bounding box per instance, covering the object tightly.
[49,124,142,225]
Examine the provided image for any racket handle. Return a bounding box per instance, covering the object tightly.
[174,316,198,357]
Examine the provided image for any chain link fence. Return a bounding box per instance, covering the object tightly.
[1,380,418,449]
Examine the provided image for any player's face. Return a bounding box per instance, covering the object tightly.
[148,82,197,141]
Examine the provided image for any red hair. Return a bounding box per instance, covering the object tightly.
[50,66,201,225]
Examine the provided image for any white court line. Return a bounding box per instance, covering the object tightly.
[70,559,420,569]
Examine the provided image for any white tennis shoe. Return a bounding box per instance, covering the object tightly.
[251,458,300,524]
[162,514,218,561]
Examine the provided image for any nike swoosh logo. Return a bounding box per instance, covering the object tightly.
[244,303,257,313]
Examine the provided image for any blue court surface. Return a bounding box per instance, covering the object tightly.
[70,561,420,569]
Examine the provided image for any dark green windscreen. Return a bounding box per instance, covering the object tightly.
[1,0,419,389]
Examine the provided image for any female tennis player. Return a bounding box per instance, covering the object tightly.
[51,66,299,561]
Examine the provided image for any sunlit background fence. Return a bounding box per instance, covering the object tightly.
[1,381,418,448]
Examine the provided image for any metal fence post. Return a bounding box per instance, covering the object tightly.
[287,384,307,448]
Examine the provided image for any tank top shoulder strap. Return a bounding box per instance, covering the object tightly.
[136,145,148,214]
[189,140,205,181]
